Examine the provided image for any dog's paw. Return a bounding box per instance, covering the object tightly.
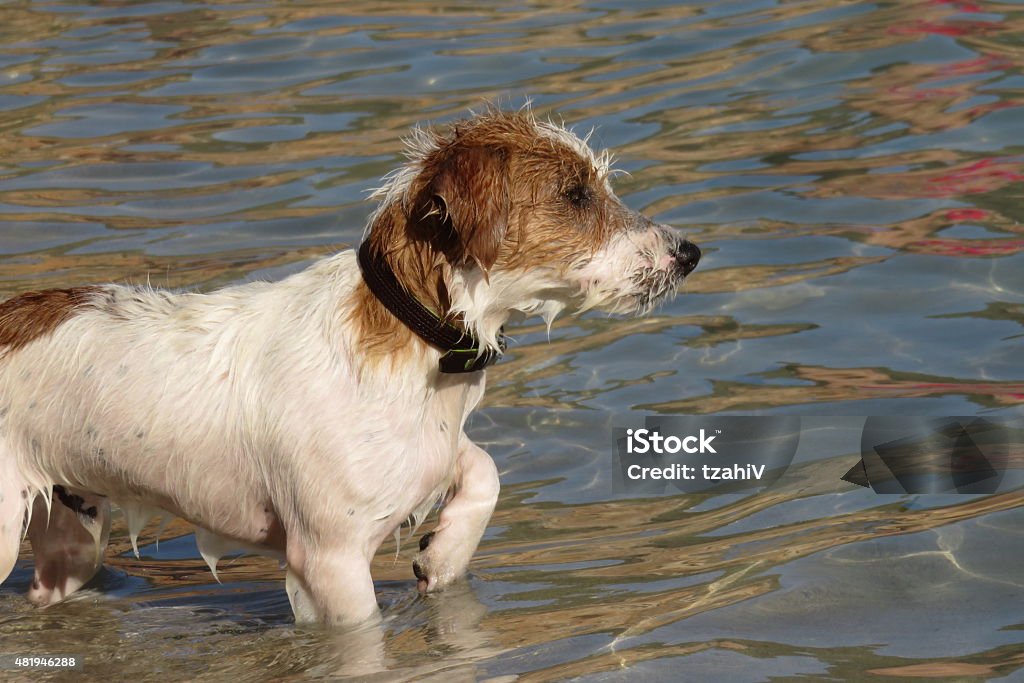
[412,530,465,594]
[411,531,435,592]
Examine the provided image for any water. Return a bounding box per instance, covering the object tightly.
[1,0,1022,680]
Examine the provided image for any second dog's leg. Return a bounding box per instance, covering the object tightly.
[0,452,28,585]
[413,439,499,592]
[26,489,110,606]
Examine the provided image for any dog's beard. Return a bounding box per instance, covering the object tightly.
[632,266,683,315]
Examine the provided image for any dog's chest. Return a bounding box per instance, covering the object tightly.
[384,373,486,526]
[425,371,485,468]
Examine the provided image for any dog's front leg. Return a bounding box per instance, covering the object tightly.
[413,438,499,593]
[286,545,380,626]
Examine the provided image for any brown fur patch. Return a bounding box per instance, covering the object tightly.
[350,277,420,365]
[0,286,100,355]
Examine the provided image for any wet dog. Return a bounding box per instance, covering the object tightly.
[0,109,699,624]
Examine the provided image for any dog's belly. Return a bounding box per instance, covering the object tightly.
[33,442,286,554]
[79,472,285,553]
[3,348,284,553]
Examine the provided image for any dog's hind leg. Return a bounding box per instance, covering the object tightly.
[26,487,110,606]
[0,451,30,585]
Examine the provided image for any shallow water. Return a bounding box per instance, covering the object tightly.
[1,0,1023,680]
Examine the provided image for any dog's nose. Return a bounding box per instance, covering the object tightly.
[674,240,701,276]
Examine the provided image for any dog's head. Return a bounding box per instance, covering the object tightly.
[364,109,700,351]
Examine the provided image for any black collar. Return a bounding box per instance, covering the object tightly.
[356,242,504,374]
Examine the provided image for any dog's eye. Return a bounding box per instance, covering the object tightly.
[563,183,592,207]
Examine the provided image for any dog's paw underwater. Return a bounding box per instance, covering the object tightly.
[0,108,699,625]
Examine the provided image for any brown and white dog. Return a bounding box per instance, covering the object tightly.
[0,109,699,625]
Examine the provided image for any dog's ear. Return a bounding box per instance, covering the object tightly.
[420,145,510,273]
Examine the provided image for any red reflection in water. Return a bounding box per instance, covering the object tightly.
[888,20,1000,36]
[912,238,1024,256]
[938,55,1014,76]
[944,208,989,222]
[928,0,984,13]
[928,157,1024,197]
